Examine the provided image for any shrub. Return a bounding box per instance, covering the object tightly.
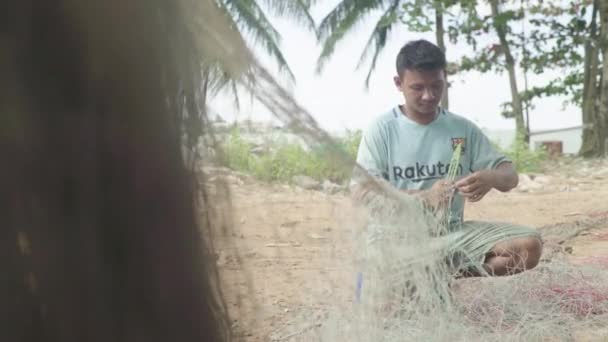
[220,127,362,184]
[497,132,547,173]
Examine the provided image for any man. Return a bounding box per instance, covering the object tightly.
[353,39,542,277]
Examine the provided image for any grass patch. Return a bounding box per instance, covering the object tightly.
[221,127,546,183]
[220,127,361,184]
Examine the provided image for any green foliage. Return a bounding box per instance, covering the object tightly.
[315,0,389,77]
[338,128,363,158]
[494,133,547,173]
[458,49,501,73]
[399,0,434,32]
[222,127,253,172]
[450,2,522,75]
[220,127,362,184]
[221,0,316,82]
[446,1,489,50]
[225,125,547,180]
[515,0,594,109]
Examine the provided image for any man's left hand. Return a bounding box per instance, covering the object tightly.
[454,170,495,202]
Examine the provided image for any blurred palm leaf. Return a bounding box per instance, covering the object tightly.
[316,0,404,88]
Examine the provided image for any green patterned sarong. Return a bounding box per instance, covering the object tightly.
[443,221,542,276]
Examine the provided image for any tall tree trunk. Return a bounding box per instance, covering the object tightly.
[490,0,527,144]
[520,0,531,142]
[598,0,608,156]
[580,0,602,157]
[435,6,449,110]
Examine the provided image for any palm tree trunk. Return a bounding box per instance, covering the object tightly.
[580,0,602,157]
[597,0,608,156]
[435,6,449,110]
[490,0,526,144]
[520,0,531,142]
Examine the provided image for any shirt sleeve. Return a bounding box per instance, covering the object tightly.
[354,120,390,181]
[469,125,511,171]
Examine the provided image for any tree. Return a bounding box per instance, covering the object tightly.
[221,0,317,82]
[490,0,526,142]
[514,0,605,156]
[182,0,316,154]
[451,0,529,143]
[580,0,604,156]
[435,0,451,108]
[315,0,455,108]
[595,0,608,156]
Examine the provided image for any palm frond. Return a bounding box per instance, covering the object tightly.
[316,0,388,73]
[229,79,242,110]
[204,64,255,111]
[357,0,401,88]
[223,0,296,81]
[259,0,317,32]
[185,0,253,78]
[205,67,232,95]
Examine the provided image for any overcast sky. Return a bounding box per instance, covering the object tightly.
[210,0,582,134]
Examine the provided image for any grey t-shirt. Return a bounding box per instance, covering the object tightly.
[354,106,510,227]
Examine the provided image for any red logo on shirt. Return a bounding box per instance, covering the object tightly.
[451,137,466,154]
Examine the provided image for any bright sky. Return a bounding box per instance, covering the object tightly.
[210,1,582,135]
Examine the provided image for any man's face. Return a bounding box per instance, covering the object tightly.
[394,69,445,115]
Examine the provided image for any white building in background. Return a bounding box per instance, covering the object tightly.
[529,125,584,155]
[482,125,586,156]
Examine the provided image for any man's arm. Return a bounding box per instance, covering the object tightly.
[457,121,518,202]
[351,172,454,212]
[489,161,518,192]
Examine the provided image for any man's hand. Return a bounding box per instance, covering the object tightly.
[418,180,455,209]
[454,170,494,202]
[454,162,518,202]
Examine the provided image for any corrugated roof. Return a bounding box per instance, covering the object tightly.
[530,124,590,136]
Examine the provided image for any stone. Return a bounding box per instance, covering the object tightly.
[223,174,244,186]
[519,174,532,183]
[292,175,321,190]
[517,174,543,192]
[533,175,552,185]
[322,180,341,194]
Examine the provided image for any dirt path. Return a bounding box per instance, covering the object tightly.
[211,169,608,341]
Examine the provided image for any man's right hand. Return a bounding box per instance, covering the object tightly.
[417,180,455,210]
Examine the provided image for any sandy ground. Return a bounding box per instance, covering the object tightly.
[208,163,608,341]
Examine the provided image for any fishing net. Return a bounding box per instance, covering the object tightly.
[261,187,608,341]
[179,4,608,338]
[217,81,608,340]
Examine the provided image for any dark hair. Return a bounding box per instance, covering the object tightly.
[396,39,446,76]
[1,1,229,341]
